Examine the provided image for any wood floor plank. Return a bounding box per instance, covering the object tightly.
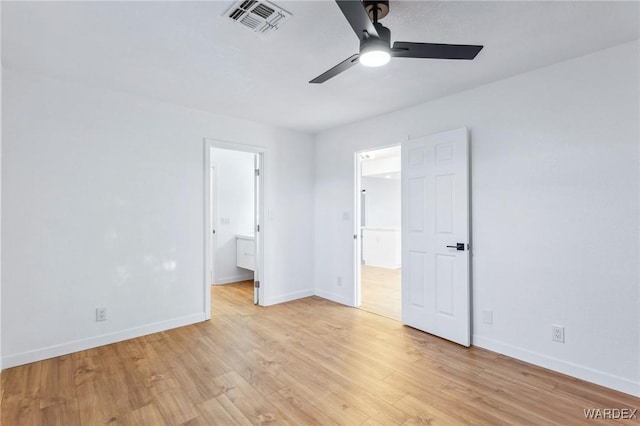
[360,418,385,426]
[215,394,257,426]
[39,356,75,409]
[192,395,254,426]
[119,402,168,426]
[212,370,294,425]
[161,361,211,405]
[384,371,507,425]
[75,378,120,425]
[553,376,640,409]
[440,378,560,425]
[38,398,81,426]
[263,333,406,406]
[330,385,409,425]
[1,384,42,426]
[111,343,153,411]
[2,280,638,426]
[198,334,287,397]
[153,387,200,425]
[312,391,371,425]
[265,388,341,426]
[395,394,468,425]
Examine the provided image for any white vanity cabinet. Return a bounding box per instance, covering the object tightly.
[236,235,255,271]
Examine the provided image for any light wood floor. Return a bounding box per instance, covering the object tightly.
[360,265,401,321]
[2,281,638,425]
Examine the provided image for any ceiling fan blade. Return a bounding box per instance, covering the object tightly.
[309,54,360,84]
[336,0,379,41]
[392,42,483,60]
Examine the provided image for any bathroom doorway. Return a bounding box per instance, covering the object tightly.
[204,140,264,316]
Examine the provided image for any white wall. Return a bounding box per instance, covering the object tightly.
[1,69,315,368]
[211,148,255,284]
[361,176,400,228]
[314,41,640,396]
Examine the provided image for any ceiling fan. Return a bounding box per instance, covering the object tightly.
[310,0,483,84]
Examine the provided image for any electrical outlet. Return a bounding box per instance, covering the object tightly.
[337,277,343,287]
[96,307,107,322]
[552,325,564,343]
[482,310,493,325]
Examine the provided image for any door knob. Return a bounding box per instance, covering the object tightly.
[446,243,465,251]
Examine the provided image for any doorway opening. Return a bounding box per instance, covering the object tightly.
[355,145,402,321]
[204,140,264,318]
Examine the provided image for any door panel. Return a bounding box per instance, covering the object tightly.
[435,254,455,316]
[408,178,426,231]
[401,128,470,346]
[436,175,454,233]
[408,251,426,308]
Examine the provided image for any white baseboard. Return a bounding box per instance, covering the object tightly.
[2,312,206,369]
[262,289,314,306]
[214,273,253,285]
[473,335,640,397]
[314,289,354,307]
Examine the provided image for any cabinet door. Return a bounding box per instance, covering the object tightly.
[236,238,255,271]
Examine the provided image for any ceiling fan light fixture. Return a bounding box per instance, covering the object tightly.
[359,34,391,67]
[360,48,390,67]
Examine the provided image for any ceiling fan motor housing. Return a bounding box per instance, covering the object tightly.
[360,22,391,53]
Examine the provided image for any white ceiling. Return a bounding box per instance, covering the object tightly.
[2,1,639,133]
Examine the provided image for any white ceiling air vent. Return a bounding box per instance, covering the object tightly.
[225,0,292,34]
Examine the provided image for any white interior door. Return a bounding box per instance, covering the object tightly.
[401,128,471,346]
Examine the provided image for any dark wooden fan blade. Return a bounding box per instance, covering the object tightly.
[392,42,483,60]
[309,54,360,84]
[336,0,379,41]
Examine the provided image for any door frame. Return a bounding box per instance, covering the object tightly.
[209,163,218,286]
[354,152,363,308]
[204,138,266,319]
[353,142,402,310]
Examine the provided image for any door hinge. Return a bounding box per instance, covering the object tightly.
[254,280,260,288]
[255,168,260,176]
[256,224,260,232]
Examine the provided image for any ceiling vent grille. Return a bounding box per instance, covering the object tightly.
[225,0,292,34]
